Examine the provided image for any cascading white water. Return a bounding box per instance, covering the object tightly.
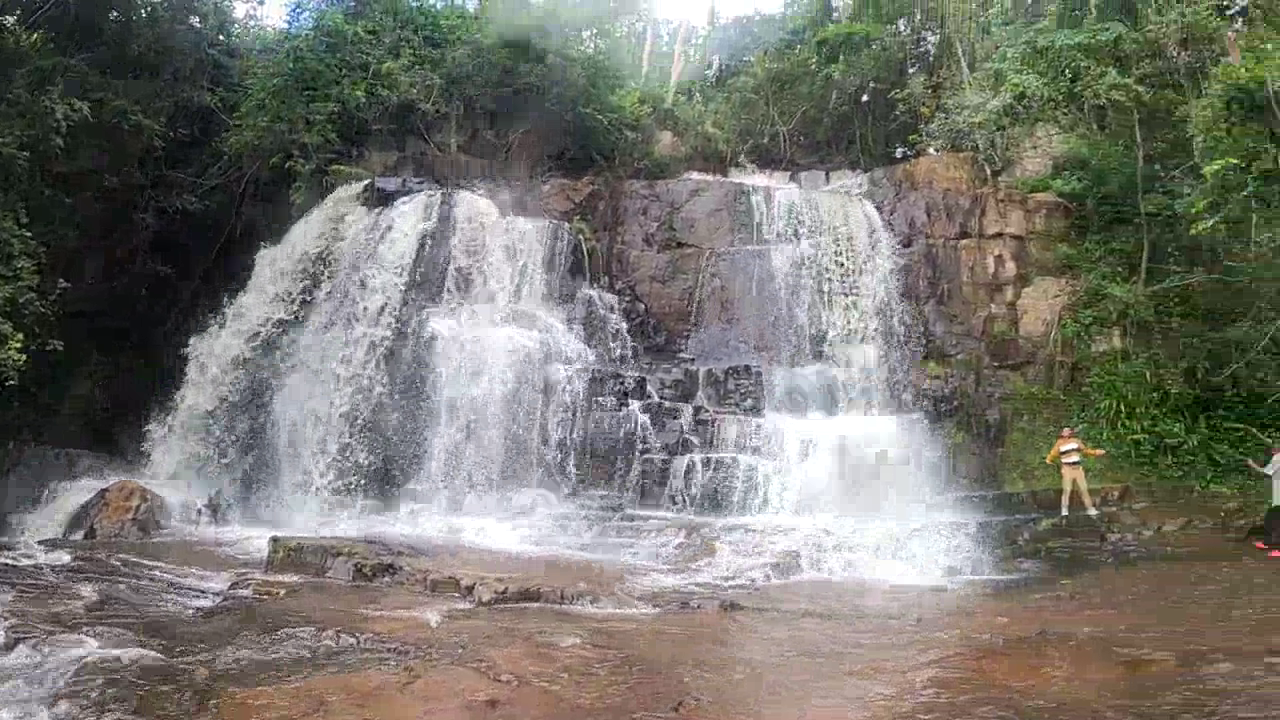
[140,183,597,526]
[682,176,937,516]
[270,191,442,508]
[400,192,591,511]
[638,173,977,588]
[11,173,983,590]
[756,186,934,518]
[144,182,376,511]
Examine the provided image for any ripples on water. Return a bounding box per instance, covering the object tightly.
[0,541,237,720]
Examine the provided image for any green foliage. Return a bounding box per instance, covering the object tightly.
[917,7,1280,489]
[674,20,916,168]
[1190,28,1280,240]
[0,20,84,386]
[0,0,248,444]
[230,0,664,201]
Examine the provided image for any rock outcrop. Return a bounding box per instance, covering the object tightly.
[542,153,1076,488]
[864,154,1074,484]
[61,479,170,541]
[265,536,633,608]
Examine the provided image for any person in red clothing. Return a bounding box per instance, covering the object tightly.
[1045,427,1107,517]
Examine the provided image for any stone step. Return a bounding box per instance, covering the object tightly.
[585,368,653,409]
[633,362,767,416]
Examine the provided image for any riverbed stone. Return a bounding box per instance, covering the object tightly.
[61,479,170,541]
[264,536,632,609]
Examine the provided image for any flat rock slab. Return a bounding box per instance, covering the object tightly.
[265,536,634,609]
[948,484,1135,515]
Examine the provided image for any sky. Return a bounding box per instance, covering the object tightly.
[236,0,786,29]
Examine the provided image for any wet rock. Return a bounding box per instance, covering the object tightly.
[61,479,170,541]
[425,576,463,595]
[1,445,133,536]
[952,485,1135,516]
[472,583,581,607]
[363,177,436,207]
[586,368,652,407]
[717,599,746,612]
[266,537,404,583]
[669,693,709,714]
[0,620,43,651]
[223,577,297,600]
[264,536,630,609]
[1157,517,1193,533]
[540,177,596,220]
[699,365,766,416]
[195,488,230,527]
[79,625,143,649]
[767,551,804,581]
[1111,509,1142,527]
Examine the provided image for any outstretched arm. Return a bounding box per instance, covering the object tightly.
[1246,458,1267,474]
[1045,442,1060,465]
[1075,438,1105,453]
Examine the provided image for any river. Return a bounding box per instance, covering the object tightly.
[2,508,1276,720]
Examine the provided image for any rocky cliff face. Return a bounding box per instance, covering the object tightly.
[861,154,1073,484]
[543,153,1075,487]
[9,154,1073,499]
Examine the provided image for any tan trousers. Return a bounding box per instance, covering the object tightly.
[1060,463,1095,511]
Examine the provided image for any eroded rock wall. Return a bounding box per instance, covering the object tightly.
[865,154,1074,485]
[544,153,1076,488]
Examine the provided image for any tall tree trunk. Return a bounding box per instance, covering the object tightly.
[1133,106,1150,290]
[703,1,716,68]
[640,20,655,83]
[668,22,689,106]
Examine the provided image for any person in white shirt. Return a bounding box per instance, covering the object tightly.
[1245,447,1280,553]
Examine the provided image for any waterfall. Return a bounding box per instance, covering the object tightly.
[672,176,944,519]
[15,172,981,586]
[141,183,597,523]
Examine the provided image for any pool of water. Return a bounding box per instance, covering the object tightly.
[1,512,1276,719]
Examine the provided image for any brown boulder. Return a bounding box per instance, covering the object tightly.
[1016,276,1074,339]
[899,152,984,193]
[62,479,170,541]
[539,177,596,220]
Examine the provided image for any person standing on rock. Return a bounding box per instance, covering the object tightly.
[1045,427,1106,517]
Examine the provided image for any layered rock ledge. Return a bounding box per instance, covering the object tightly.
[264,536,635,608]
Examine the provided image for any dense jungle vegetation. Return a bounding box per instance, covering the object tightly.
[0,0,1276,490]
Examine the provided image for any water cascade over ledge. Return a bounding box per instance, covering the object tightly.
[14,174,987,588]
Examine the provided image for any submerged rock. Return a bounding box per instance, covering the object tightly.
[61,479,170,541]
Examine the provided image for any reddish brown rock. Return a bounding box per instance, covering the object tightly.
[61,479,170,541]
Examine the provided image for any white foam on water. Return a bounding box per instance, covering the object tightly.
[7,177,986,603]
[0,633,165,720]
[0,540,72,567]
[5,469,139,544]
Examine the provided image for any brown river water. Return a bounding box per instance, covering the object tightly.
[1,514,1277,720]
